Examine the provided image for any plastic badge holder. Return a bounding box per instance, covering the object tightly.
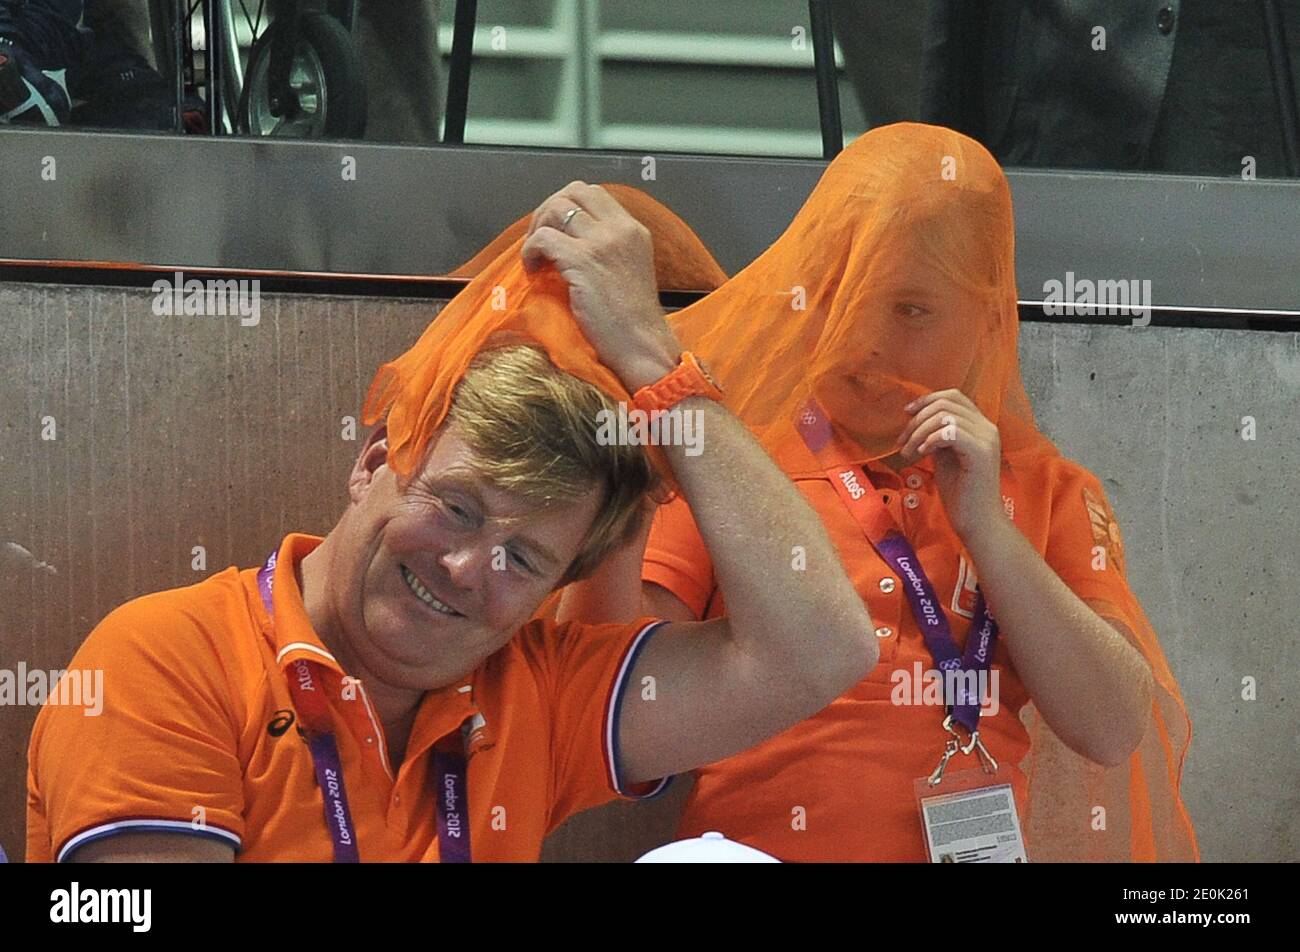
[913,761,1029,863]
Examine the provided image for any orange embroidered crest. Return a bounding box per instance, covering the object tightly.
[1082,484,1126,576]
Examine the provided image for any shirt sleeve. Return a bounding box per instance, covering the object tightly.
[642,494,715,620]
[1042,460,1141,629]
[519,616,674,833]
[26,595,246,862]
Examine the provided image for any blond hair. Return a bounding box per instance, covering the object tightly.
[444,345,659,586]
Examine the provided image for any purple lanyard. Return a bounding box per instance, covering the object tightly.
[433,738,472,863]
[814,460,999,733]
[873,530,998,732]
[257,551,473,863]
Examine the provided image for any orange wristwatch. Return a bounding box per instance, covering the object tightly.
[631,351,724,413]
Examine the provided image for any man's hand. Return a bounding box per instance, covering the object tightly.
[520,181,681,391]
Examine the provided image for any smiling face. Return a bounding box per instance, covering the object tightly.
[329,422,604,692]
[813,231,982,457]
[318,344,656,693]
[849,248,975,389]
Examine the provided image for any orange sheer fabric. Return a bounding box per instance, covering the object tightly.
[362,184,727,483]
[448,184,728,293]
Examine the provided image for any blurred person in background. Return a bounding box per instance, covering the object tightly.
[831,0,1300,176]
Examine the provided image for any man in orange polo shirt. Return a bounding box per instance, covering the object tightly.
[25,182,878,862]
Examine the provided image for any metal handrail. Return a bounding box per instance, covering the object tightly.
[443,0,478,144]
[1259,0,1300,176]
[808,0,844,159]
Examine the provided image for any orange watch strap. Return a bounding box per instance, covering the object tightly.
[631,352,722,414]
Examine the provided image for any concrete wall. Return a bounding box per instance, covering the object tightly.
[1,282,1296,861]
[1021,320,1299,863]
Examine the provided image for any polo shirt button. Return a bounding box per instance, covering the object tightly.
[365,736,375,745]
[904,492,920,509]
[1156,5,1175,34]
[879,577,896,593]
[393,793,402,805]
[874,625,892,639]
[905,474,923,489]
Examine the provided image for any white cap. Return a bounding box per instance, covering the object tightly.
[634,831,780,863]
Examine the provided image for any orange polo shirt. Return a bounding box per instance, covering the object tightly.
[27,533,668,862]
[644,452,1139,862]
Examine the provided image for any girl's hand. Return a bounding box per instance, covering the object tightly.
[897,389,1006,541]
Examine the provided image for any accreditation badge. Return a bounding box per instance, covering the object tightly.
[913,763,1029,863]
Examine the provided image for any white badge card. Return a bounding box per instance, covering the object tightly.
[913,766,1029,863]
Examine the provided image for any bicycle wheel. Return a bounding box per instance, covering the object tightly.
[238,10,366,138]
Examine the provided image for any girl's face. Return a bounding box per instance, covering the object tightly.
[813,246,980,458]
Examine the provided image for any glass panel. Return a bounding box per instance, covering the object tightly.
[3,1,1295,178]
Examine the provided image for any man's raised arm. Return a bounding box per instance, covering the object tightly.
[522,182,876,784]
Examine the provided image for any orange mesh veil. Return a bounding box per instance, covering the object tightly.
[664,122,1197,861]
[362,183,727,483]
[448,186,728,293]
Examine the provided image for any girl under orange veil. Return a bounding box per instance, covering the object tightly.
[659,121,1197,861]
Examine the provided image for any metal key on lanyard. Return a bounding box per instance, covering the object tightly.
[927,737,962,786]
[946,715,998,773]
[930,714,999,787]
[963,730,999,774]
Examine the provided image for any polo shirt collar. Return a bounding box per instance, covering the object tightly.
[256,532,346,676]
[253,533,486,765]
[864,451,936,483]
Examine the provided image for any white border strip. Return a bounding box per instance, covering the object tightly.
[275,641,338,665]
[356,681,393,779]
[58,818,241,862]
[603,621,672,799]
[1019,299,1300,317]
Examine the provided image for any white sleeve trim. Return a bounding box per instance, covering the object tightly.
[57,818,242,862]
[603,620,673,800]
